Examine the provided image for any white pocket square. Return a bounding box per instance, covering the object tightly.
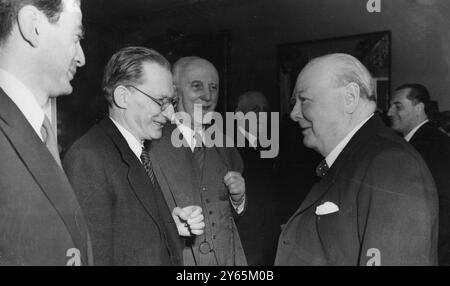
[315,201,339,216]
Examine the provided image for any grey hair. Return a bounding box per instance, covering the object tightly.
[309,53,376,102]
[172,56,203,86]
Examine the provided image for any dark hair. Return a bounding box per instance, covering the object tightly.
[395,83,432,117]
[0,0,79,43]
[101,46,171,106]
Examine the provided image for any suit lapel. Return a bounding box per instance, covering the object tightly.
[294,115,385,216]
[150,124,199,208]
[100,118,163,227]
[0,89,89,265]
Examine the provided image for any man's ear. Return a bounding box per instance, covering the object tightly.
[17,5,43,48]
[415,102,425,114]
[343,82,360,114]
[113,86,129,109]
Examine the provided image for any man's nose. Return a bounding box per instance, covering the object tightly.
[162,104,175,123]
[387,105,394,117]
[290,100,303,122]
[201,88,212,102]
[76,43,86,67]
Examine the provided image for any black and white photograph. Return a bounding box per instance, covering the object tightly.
[1,0,450,273]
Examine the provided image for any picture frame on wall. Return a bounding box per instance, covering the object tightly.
[277,31,391,118]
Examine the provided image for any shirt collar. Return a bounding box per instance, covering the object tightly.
[109,117,144,162]
[404,119,429,142]
[176,120,204,152]
[325,113,374,168]
[0,68,48,141]
[237,126,258,149]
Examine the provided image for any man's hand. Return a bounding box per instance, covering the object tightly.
[224,171,245,203]
[172,206,205,237]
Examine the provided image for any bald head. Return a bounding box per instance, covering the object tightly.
[172,56,219,127]
[303,53,376,103]
[237,90,269,113]
[173,56,218,86]
[290,53,377,156]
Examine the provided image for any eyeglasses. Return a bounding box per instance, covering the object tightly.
[126,85,178,110]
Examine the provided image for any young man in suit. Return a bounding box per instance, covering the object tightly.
[0,0,92,266]
[63,47,204,265]
[149,56,247,266]
[275,53,438,266]
[388,83,450,265]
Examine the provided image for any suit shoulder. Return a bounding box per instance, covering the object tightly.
[63,123,114,166]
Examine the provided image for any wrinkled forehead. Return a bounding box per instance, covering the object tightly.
[63,0,82,13]
[295,61,335,92]
[183,60,219,83]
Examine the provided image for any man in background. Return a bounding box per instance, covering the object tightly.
[0,0,92,266]
[234,90,279,265]
[149,56,247,265]
[275,53,438,265]
[388,83,450,265]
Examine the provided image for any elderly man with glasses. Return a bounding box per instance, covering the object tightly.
[63,47,205,266]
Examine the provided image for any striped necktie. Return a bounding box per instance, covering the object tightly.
[40,115,62,167]
[140,147,156,186]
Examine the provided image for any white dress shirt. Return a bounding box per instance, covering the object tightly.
[0,68,52,142]
[176,121,246,213]
[110,117,144,163]
[325,114,374,168]
[404,119,429,142]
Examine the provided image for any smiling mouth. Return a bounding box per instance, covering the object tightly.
[153,121,165,128]
[68,70,76,80]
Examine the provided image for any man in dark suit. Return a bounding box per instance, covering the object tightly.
[388,83,450,265]
[275,53,438,266]
[233,91,279,265]
[0,0,92,266]
[149,56,247,266]
[63,47,204,265]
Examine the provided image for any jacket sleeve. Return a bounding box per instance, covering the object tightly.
[356,147,439,266]
[63,148,114,266]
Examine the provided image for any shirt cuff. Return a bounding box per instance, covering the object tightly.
[231,194,246,214]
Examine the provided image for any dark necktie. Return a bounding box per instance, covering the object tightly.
[140,147,156,185]
[40,115,62,167]
[315,159,329,177]
[192,132,205,172]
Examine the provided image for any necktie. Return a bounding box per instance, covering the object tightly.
[40,115,62,167]
[192,132,205,172]
[315,159,329,177]
[140,147,156,186]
